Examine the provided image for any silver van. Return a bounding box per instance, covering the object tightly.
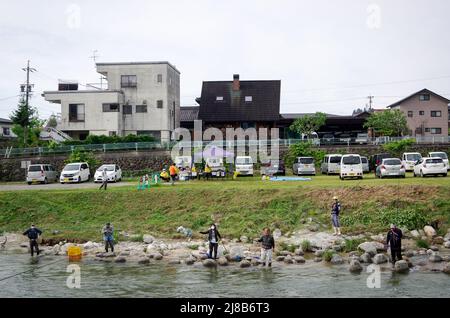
[27,164,58,185]
[293,157,316,175]
[321,154,342,175]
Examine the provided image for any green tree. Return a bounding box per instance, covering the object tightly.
[364,109,409,137]
[289,112,326,138]
[47,114,58,128]
[65,149,100,174]
[10,98,44,147]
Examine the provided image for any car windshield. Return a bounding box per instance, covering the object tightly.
[342,156,361,165]
[361,157,368,163]
[384,159,401,165]
[64,164,80,171]
[28,165,42,172]
[97,165,115,172]
[430,153,448,159]
[299,158,314,164]
[426,158,443,164]
[358,134,368,138]
[236,158,252,164]
[208,158,222,165]
[329,156,341,163]
[406,154,421,161]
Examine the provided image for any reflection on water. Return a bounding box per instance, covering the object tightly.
[0,253,449,298]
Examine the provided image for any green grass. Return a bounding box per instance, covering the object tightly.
[416,239,430,249]
[323,250,335,262]
[0,173,449,242]
[343,239,365,253]
[301,240,312,252]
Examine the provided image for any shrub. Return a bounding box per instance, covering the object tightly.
[343,239,364,253]
[301,239,311,252]
[323,250,335,262]
[62,134,155,146]
[382,139,415,157]
[279,242,296,253]
[64,149,100,173]
[416,239,429,249]
[130,234,144,242]
[284,142,325,169]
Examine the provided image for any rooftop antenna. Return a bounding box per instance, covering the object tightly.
[90,50,99,65]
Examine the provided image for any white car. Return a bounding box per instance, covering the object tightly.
[235,156,254,176]
[413,157,447,177]
[94,164,122,183]
[361,156,369,173]
[60,162,90,183]
[293,157,316,175]
[402,152,422,172]
[428,152,449,171]
[321,154,342,175]
[26,164,58,184]
[340,154,363,180]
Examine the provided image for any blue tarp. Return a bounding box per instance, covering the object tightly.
[270,176,312,181]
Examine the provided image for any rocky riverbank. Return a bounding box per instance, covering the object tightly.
[2,227,450,274]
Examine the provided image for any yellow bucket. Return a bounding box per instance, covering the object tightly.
[67,246,83,261]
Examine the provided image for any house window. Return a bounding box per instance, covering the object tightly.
[407,111,413,118]
[2,127,10,136]
[419,94,430,101]
[109,131,117,137]
[103,103,120,112]
[157,100,163,109]
[431,111,442,117]
[245,96,253,102]
[425,128,430,132]
[123,105,132,115]
[136,105,147,113]
[157,74,163,83]
[216,96,224,101]
[430,128,442,134]
[419,111,425,116]
[69,104,85,122]
[121,75,137,88]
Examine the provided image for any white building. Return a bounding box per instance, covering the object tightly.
[43,61,180,142]
[0,118,15,138]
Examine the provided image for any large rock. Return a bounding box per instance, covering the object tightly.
[279,251,291,256]
[433,237,444,245]
[394,260,409,273]
[273,229,282,239]
[442,262,450,274]
[358,242,384,256]
[314,257,322,262]
[294,248,304,256]
[373,253,388,264]
[314,250,324,257]
[429,254,442,263]
[430,246,439,252]
[153,252,163,260]
[185,256,196,265]
[202,259,217,268]
[229,246,244,260]
[275,256,285,262]
[83,241,95,249]
[143,235,155,244]
[444,242,450,249]
[114,257,127,263]
[410,230,420,238]
[138,257,150,265]
[168,259,181,265]
[348,260,363,273]
[239,260,251,268]
[218,257,228,266]
[423,226,437,238]
[239,236,248,243]
[331,255,344,265]
[284,255,294,264]
[294,256,306,264]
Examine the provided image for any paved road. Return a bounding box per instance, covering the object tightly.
[0,181,134,191]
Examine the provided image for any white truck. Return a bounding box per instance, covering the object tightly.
[235,156,254,176]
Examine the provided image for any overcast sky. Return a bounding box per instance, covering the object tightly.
[1,0,450,120]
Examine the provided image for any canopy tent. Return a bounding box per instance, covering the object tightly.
[193,146,234,161]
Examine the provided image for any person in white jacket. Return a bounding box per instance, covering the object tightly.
[99,168,108,190]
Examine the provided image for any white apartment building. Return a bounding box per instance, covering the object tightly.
[43,61,180,142]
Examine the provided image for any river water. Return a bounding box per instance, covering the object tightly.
[0,253,449,298]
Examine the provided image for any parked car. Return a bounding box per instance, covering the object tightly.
[235,156,254,176]
[361,156,370,173]
[321,134,335,145]
[355,133,369,144]
[60,162,90,183]
[375,158,405,179]
[370,153,392,172]
[260,160,285,176]
[175,156,192,169]
[428,152,449,170]
[321,154,342,175]
[340,154,363,180]
[293,157,316,175]
[94,164,122,183]
[339,134,352,144]
[413,157,447,177]
[402,152,422,172]
[206,157,225,174]
[26,164,58,185]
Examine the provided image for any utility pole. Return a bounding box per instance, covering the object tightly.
[21,60,36,144]
[367,95,374,110]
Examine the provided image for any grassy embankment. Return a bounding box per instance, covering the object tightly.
[0,174,449,242]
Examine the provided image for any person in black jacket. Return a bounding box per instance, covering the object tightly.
[386,224,403,264]
[257,227,275,267]
[23,224,42,257]
[200,223,221,259]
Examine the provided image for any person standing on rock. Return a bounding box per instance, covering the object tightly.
[23,224,42,257]
[386,224,403,264]
[102,223,114,253]
[99,167,108,190]
[200,223,221,259]
[331,196,341,236]
[257,227,275,267]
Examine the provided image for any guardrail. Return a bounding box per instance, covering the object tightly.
[1,136,449,158]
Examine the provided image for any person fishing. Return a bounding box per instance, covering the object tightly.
[257,227,275,267]
[99,167,108,190]
[331,196,341,236]
[23,224,42,257]
[200,223,221,259]
[102,222,114,253]
[386,224,403,264]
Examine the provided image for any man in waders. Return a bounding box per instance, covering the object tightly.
[257,227,275,267]
[386,224,403,264]
[99,167,108,190]
[102,223,114,252]
[200,223,221,259]
[331,196,341,236]
[23,224,42,257]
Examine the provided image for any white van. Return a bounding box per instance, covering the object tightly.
[175,156,192,169]
[293,157,316,175]
[205,157,225,173]
[321,154,342,175]
[340,154,363,180]
[60,162,90,183]
[401,152,422,172]
[428,152,449,170]
[27,164,58,185]
[235,156,254,176]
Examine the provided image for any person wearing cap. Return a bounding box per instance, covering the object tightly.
[23,224,42,257]
[99,167,108,190]
[386,224,403,264]
[102,222,114,253]
[331,196,341,236]
[160,168,170,182]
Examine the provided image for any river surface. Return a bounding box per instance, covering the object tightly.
[0,253,449,298]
